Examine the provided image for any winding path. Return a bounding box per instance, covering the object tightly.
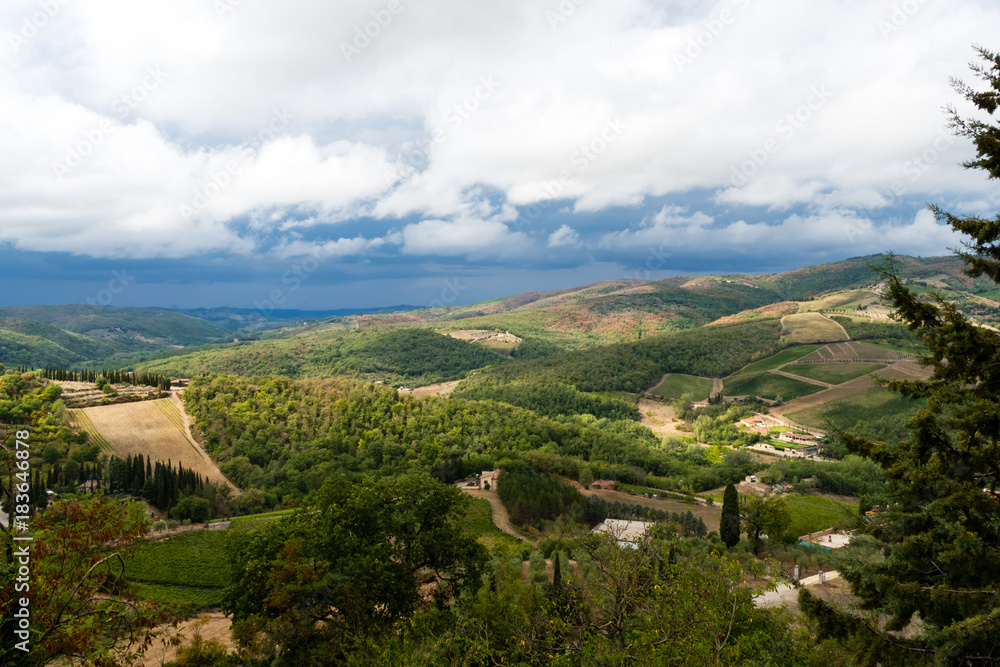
[461,488,529,541]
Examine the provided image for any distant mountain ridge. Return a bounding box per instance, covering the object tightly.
[1,254,994,370]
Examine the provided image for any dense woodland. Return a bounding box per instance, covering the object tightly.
[136,327,511,385]
[466,319,787,393]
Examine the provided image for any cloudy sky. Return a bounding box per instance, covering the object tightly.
[2,0,999,310]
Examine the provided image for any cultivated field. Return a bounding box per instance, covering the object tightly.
[124,530,229,608]
[73,399,233,489]
[785,362,887,385]
[54,379,159,408]
[797,290,882,312]
[731,345,821,376]
[786,386,925,432]
[723,372,825,402]
[66,409,113,454]
[792,341,909,363]
[774,375,877,416]
[780,313,849,344]
[581,487,722,533]
[647,373,713,400]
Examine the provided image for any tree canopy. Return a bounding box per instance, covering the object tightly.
[222,473,488,666]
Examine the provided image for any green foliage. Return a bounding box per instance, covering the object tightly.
[137,327,508,385]
[0,498,184,667]
[740,494,791,553]
[472,320,788,393]
[497,465,585,527]
[721,484,741,547]
[164,630,230,667]
[223,473,488,665]
[182,374,730,500]
[374,530,799,665]
[173,496,212,523]
[453,377,638,420]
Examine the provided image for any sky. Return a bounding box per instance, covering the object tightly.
[2,0,1000,311]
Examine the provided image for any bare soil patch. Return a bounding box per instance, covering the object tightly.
[411,379,462,398]
[140,613,233,667]
[637,399,686,439]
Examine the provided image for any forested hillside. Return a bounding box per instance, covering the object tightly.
[181,374,749,510]
[463,319,786,393]
[135,328,508,384]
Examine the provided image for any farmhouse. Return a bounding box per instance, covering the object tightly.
[740,418,767,428]
[480,469,499,487]
[778,431,819,446]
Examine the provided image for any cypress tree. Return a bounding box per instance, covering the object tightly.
[720,484,741,547]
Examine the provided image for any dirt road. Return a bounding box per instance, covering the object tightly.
[461,488,528,541]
